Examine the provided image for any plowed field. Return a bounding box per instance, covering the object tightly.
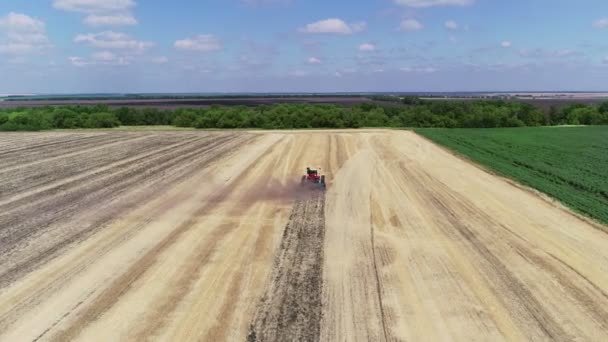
[0,130,607,341]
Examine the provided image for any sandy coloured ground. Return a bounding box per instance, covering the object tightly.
[0,130,606,341]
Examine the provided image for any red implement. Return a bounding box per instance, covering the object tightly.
[300,167,326,189]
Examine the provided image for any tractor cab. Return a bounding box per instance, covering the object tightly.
[306,167,319,176]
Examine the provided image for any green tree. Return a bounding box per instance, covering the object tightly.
[52,108,83,128]
[173,110,198,127]
[85,112,121,128]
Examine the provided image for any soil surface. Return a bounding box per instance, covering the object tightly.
[0,130,607,341]
[248,191,325,342]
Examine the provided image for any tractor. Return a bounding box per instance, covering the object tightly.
[301,167,326,189]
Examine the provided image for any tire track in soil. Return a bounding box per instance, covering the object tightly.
[247,191,325,342]
[0,134,257,336]
[0,134,149,173]
[0,134,105,156]
[369,192,390,342]
[129,135,295,341]
[0,134,246,289]
[45,135,281,342]
[397,159,571,341]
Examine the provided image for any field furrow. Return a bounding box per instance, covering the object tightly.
[248,192,325,342]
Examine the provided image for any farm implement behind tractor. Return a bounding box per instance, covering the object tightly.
[301,167,326,190]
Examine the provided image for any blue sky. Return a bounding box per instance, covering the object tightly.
[1,0,608,93]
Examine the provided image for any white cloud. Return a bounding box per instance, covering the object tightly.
[299,18,367,35]
[359,43,376,51]
[518,48,580,59]
[308,57,322,64]
[501,41,512,48]
[92,50,116,61]
[69,56,88,67]
[593,18,608,29]
[401,66,438,73]
[74,31,154,52]
[54,0,137,27]
[0,13,51,54]
[444,20,459,30]
[394,0,474,8]
[53,0,135,13]
[399,19,423,31]
[84,14,137,26]
[174,35,222,52]
[0,12,45,32]
[69,51,131,67]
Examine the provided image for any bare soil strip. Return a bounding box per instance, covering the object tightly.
[247,191,325,342]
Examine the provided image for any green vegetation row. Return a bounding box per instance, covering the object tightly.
[416,126,608,225]
[2,100,608,131]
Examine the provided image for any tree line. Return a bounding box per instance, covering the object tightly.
[1,100,607,131]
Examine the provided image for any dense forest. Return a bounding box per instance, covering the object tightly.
[1,100,608,131]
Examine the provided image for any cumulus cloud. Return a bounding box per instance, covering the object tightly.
[68,50,131,67]
[299,18,367,35]
[307,57,322,64]
[444,20,459,30]
[54,0,135,12]
[84,14,137,26]
[74,31,154,52]
[54,0,137,27]
[359,43,376,52]
[501,41,512,48]
[92,50,130,64]
[593,18,608,29]
[0,12,52,54]
[399,19,423,31]
[174,35,222,52]
[394,0,474,7]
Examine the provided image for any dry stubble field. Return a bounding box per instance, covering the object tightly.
[0,129,607,341]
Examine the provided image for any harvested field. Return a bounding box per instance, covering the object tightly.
[0,129,607,341]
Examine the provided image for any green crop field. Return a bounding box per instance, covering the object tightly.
[415,126,608,225]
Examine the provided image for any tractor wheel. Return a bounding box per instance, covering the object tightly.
[321,175,326,185]
[301,175,306,185]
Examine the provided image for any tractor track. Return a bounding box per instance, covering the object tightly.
[369,192,390,342]
[247,191,326,342]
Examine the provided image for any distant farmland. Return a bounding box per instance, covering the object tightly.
[416,126,608,225]
[0,97,373,109]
